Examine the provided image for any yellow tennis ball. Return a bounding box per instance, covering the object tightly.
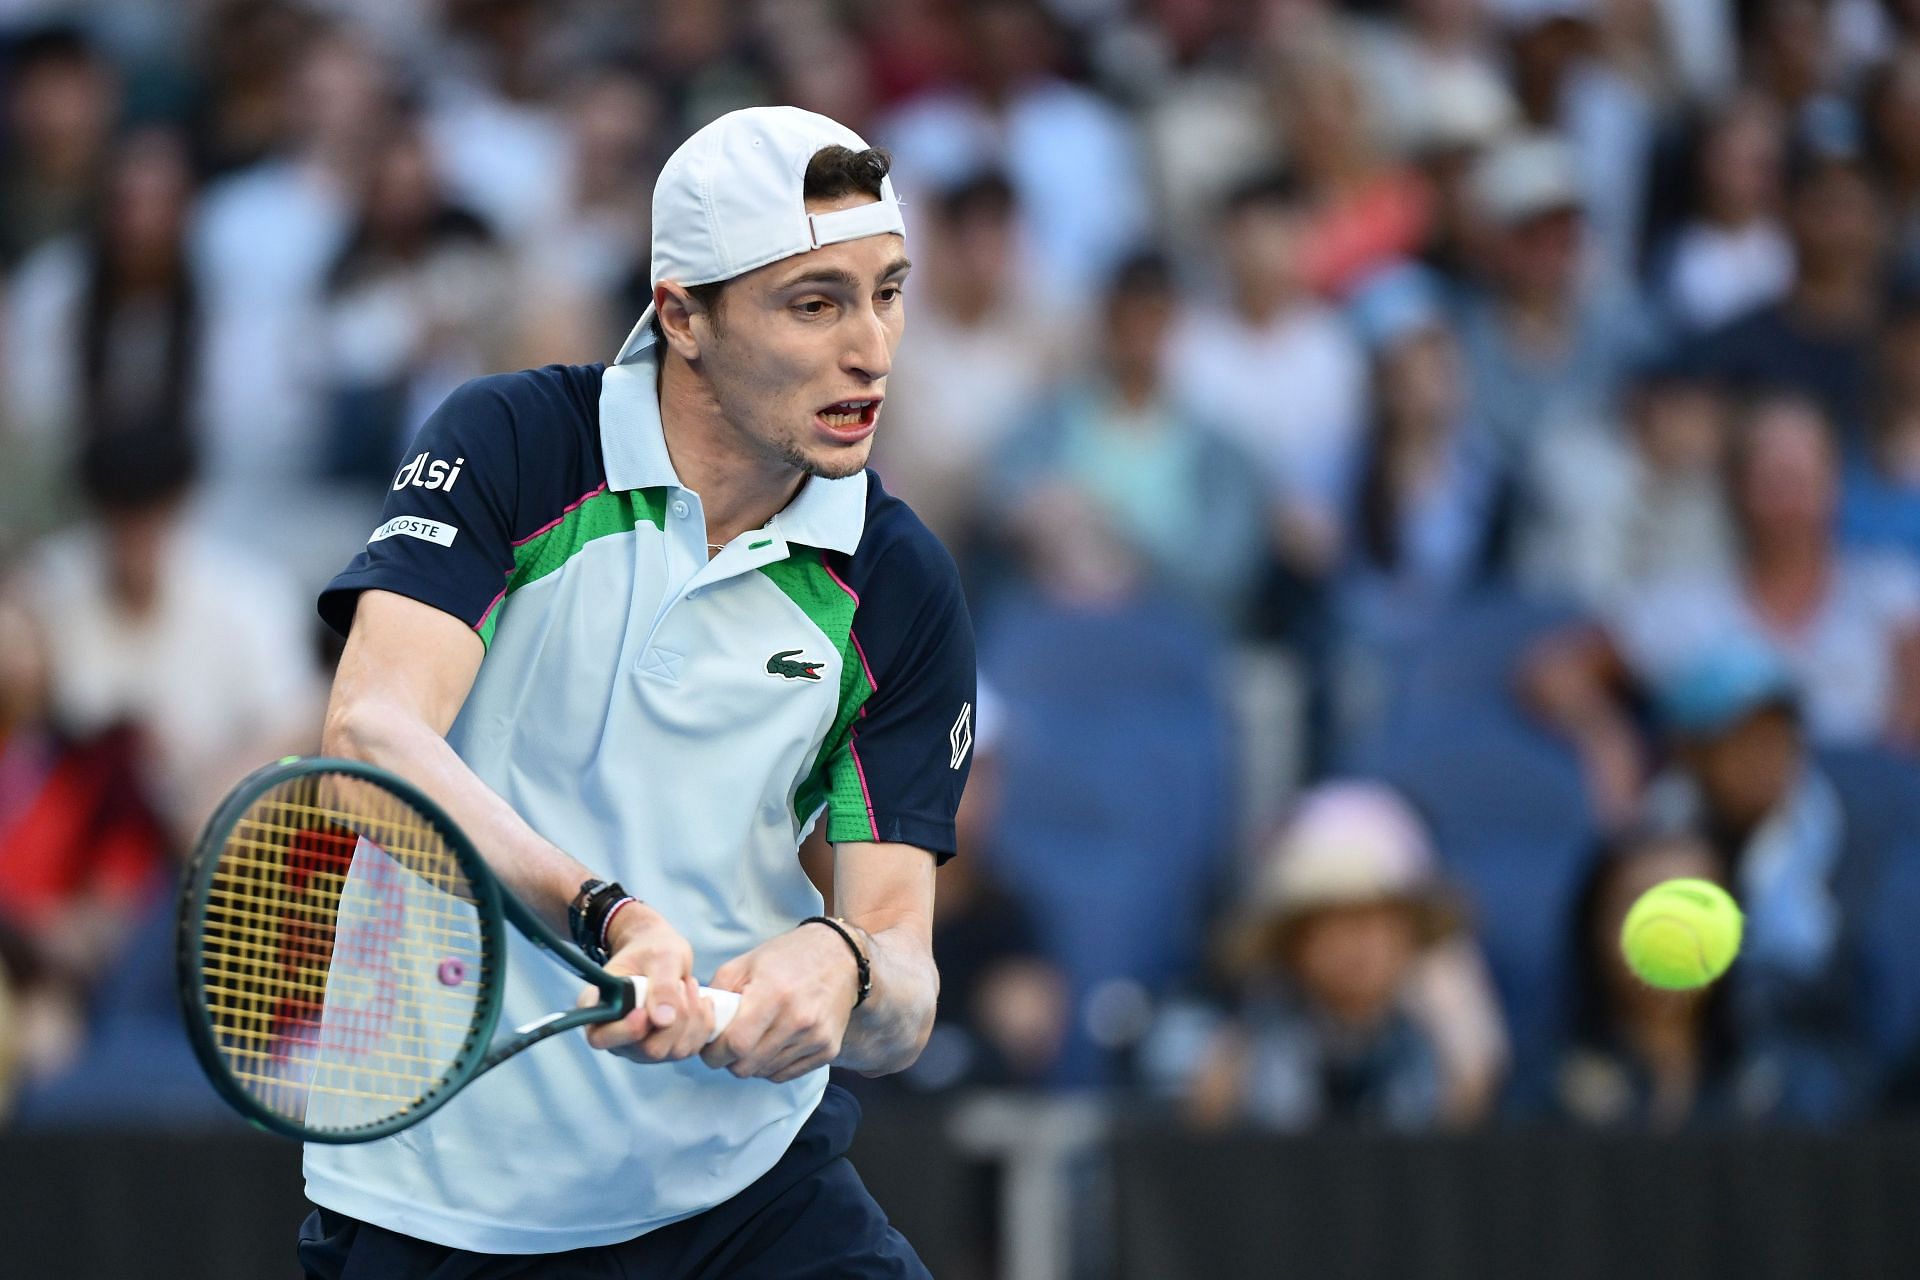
[1619,878,1743,991]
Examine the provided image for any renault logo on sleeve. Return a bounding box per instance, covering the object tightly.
[949,703,973,770]
[766,649,826,681]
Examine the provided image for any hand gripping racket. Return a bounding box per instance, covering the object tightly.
[176,756,739,1143]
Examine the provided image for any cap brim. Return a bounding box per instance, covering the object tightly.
[614,304,660,365]
[1219,889,1463,975]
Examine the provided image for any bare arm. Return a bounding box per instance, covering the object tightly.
[831,840,939,1074]
[1184,1028,1250,1131]
[325,589,709,1057]
[1516,622,1646,828]
[701,840,938,1082]
[322,589,590,927]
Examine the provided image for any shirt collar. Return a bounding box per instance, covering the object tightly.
[597,346,869,555]
[772,468,868,555]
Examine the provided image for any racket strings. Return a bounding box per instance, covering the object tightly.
[197,772,492,1132]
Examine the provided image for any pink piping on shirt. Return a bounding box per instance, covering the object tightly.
[823,557,881,836]
[822,560,879,703]
[512,481,609,547]
[474,482,612,633]
[848,729,880,841]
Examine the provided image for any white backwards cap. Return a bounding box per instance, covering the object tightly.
[613,105,906,364]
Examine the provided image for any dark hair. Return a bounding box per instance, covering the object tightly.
[936,170,1016,226]
[79,145,200,439]
[5,23,101,74]
[1105,248,1175,301]
[1626,345,1716,394]
[651,143,893,343]
[803,144,891,203]
[77,428,199,514]
[1725,388,1836,477]
[1220,169,1308,221]
[326,121,493,295]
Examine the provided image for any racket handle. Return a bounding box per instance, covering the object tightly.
[627,976,740,1042]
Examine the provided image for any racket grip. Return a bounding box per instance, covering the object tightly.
[627,976,740,1043]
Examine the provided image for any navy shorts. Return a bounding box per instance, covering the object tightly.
[297,1084,929,1280]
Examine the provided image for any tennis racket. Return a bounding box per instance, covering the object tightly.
[176,755,739,1143]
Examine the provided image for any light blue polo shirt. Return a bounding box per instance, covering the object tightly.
[309,354,975,1252]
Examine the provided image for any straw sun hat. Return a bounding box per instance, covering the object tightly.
[1224,781,1463,974]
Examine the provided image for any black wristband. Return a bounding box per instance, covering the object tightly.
[801,915,872,1009]
[569,879,633,964]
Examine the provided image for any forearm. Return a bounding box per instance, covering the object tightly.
[833,917,939,1075]
[322,699,594,933]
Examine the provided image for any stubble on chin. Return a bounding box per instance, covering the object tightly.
[776,435,871,482]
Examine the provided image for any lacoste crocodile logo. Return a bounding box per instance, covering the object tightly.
[766,649,826,681]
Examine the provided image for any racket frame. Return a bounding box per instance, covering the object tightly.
[176,756,638,1143]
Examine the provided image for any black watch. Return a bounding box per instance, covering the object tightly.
[567,878,632,963]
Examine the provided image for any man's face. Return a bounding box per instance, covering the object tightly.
[1105,287,1173,377]
[678,193,909,481]
[1221,203,1302,299]
[1634,381,1727,477]
[1499,207,1582,296]
[1735,402,1837,540]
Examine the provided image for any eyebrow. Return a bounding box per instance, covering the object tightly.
[774,258,913,292]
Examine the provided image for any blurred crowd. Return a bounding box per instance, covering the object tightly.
[6,0,1920,1137]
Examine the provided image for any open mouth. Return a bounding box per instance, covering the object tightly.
[815,398,882,440]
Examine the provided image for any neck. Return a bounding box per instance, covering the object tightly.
[1744,538,1831,631]
[1321,1002,1394,1040]
[1112,367,1157,413]
[1231,283,1291,327]
[1704,196,1761,230]
[658,355,808,543]
[1748,533,1828,580]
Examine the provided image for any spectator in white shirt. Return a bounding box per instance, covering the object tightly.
[190,23,394,490]
[1656,93,1794,332]
[19,430,322,841]
[877,0,1150,303]
[1453,131,1655,471]
[1513,353,1738,609]
[873,172,1077,551]
[320,119,513,484]
[4,125,200,537]
[1523,392,1920,825]
[1165,171,1369,581]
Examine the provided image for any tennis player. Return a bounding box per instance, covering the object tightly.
[299,106,973,1278]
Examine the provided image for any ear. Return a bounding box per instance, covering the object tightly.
[655,282,707,361]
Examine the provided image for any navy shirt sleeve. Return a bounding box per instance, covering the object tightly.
[318,376,525,641]
[823,496,977,860]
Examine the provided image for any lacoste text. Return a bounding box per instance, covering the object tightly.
[368,517,459,547]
